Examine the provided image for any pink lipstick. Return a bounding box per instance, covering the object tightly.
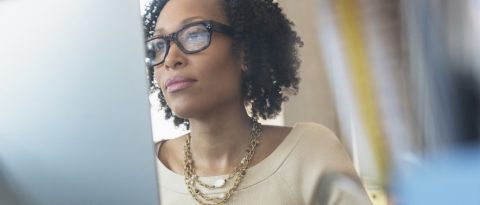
[165,76,196,93]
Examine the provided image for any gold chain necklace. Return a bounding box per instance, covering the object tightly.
[183,121,262,205]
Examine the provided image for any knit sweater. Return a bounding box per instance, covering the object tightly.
[155,122,372,205]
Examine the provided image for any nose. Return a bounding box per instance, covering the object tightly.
[163,42,187,70]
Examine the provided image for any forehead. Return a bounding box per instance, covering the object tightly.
[155,0,227,34]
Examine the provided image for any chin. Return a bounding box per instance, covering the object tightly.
[169,100,223,120]
[168,103,201,119]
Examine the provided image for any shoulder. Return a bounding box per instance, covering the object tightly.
[288,122,355,172]
[294,122,337,137]
[291,122,341,148]
[281,123,370,204]
[154,135,186,155]
[155,134,187,174]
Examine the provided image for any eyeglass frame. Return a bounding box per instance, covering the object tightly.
[145,20,234,66]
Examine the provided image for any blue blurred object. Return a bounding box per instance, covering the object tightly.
[395,148,480,205]
[394,0,480,204]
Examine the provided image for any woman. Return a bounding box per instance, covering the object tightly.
[143,0,372,204]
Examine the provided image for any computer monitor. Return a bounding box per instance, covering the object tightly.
[0,0,160,204]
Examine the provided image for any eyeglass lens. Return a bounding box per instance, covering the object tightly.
[146,23,211,66]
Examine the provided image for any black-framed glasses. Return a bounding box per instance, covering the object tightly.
[145,20,234,67]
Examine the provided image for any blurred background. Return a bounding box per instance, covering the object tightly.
[143,0,480,204]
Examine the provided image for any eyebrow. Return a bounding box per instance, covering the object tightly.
[154,16,206,35]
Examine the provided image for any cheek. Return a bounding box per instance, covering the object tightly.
[153,67,165,89]
[200,44,242,86]
[199,59,243,97]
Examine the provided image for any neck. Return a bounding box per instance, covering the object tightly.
[187,102,253,176]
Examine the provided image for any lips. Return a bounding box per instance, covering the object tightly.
[164,76,197,93]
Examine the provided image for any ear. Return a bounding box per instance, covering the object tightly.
[237,44,247,72]
[241,64,248,72]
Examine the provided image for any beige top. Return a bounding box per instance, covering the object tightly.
[155,122,372,205]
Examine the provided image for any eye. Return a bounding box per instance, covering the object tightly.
[147,39,165,49]
[179,24,210,43]
[186,31,209,42]
[145,38,169,66]
[155,42,167,51]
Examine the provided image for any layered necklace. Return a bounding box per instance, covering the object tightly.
[183,120,263,205]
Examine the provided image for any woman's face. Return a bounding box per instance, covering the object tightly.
[153,0,243,119]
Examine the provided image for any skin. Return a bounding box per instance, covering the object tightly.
[154,0,292,176]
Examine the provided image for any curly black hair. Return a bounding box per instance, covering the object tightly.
[143,0,303,128]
